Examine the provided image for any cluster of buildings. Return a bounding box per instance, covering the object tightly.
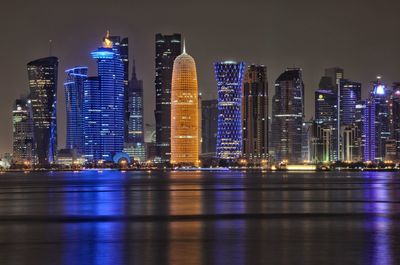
[10,32,400,169]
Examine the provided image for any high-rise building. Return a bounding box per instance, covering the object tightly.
[154,33,182,163]
[214,61,245,162]
[342,125,361,162]
[123,53,145,162]
[271,68,304,164]
[319,67,344,93]
[314,90,337,161]
[170,44,199,166]
[340,79,362,126]
[242,65,268,163]
[361,100,376,161]
[64,67,88,155]
[83,32,124,162]
[391,83,400,161]
[12,98,35,165]
[370,79,391,161]
[201,99,218,155]
[107,36,130,143]
[27,56,58,165]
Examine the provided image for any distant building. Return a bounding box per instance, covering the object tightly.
[340,79,362,126]
[242,65,268,164]
[154,33,182,163]
[309,122,332,163]
[170,44,199,166]
[271,68,304,164]
[64,67,88,155]
[83,32,124,162]
[370,79,391,161]
[214,61,245,162]
[12,98,35,165]
[361,99,376,161]
[201,99,218,156]
[342,125,361,162]
[27,56,58,165]
[315,89,337,161]
[318,67,344,93]
[391,83,400,161]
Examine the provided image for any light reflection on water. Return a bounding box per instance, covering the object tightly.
[0,171,399,265]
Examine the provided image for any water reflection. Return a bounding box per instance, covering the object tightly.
[0,171,399,265]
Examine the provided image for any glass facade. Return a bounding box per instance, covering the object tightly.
[340,79,362,126]
[154,33,182,163]
[361,100,376,161]
[27,56,58,165]
[83,34,124,162]
[201,99,218,155]
[64,67,88,155]
[214,61,245,161]
[271,68,304,164]
[12,98,35,165]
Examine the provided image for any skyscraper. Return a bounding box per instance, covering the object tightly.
[64,67,88,155]
[27,56,58,165]
[123,54,145,162]
[12,98,35,165]
[83,32,124,162]
[391,83,400,160]
[214,61,245,162]
[201,99,218,155]
[315,89,337,161]
[319,67,344,93]
[154,33,182,163]
[371,79,391,161]
[271,68,304,164]
[170,44,199,166]
[361,99,376,161]
[242,64,268,163]
[340,80,362,126]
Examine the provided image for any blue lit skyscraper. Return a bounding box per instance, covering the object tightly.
[214,61,245,161]
[27,56,58,165]
[271,68,304,164]
[340,79,362,126]
[361,99,376,161]
[391,83,400,160]
[64,67,88,155]
[83,32,124,162]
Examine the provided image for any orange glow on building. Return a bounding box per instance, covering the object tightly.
[171,45,199,167]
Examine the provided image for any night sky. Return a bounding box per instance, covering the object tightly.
[1,0,399,154]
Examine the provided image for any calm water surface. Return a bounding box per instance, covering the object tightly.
[0,170,399,265]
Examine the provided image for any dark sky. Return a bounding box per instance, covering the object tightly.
[1,0,399,154]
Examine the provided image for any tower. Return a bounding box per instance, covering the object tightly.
[170,43,199,166]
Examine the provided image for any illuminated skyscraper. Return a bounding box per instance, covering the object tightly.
[154,33,182,163]
[215,61,245,161]
[361,99,376,161]
[371,79,391,161]
[12,98,35,165]
[242,64,268,163]
[83,32,124,161]
[340,80,362,126]
[170,44,199,166]
[64,67,88,155]
[391,83,400,160]
[271,68,304,164]
[27,56,58,165]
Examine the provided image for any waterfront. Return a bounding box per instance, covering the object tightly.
[0,171,399,265]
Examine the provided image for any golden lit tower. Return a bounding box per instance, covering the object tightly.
[171,42,199,167]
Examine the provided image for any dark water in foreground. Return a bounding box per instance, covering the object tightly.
[0,170,399,265]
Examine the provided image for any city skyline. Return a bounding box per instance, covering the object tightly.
[1,0,400,155]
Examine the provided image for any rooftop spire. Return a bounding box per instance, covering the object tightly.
[183,38,186,54]
[103,30,113,48]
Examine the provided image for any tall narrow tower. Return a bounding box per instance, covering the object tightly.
[170,43,199,166]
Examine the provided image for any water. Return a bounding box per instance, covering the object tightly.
[0,170,399,265]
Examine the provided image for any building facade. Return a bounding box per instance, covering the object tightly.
[242,65,268,164]
[27,56,58,165]
[64,67,88,155]
[201,99,218,156]
[154,33,182,163]
[83,33,124,162]
[391,83,400,161]
[214,61,245,161]
[170,46,199,166]
[271,68,304,164]
[12,98,35,165]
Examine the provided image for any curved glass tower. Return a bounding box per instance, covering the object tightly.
[84,32,124,162]
[64,67,88,155]
[171,46,199,166]
[27,56,58,165]
[214,61,245,161]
